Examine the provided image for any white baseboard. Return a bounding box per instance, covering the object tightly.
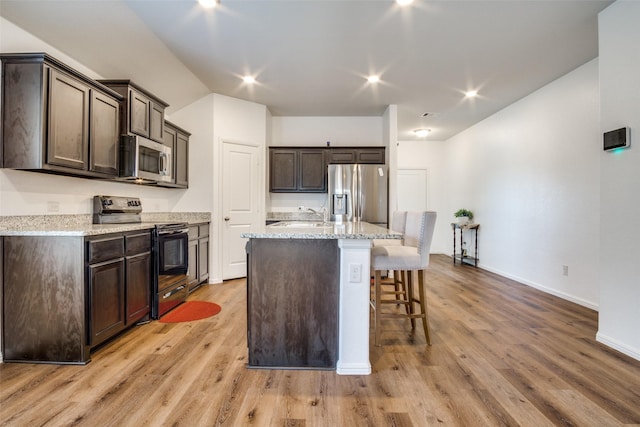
[474,262,599,311]
[336,361,371,375]
[596,332,640,361]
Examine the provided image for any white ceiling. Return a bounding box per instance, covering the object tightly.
[0,0,612,141]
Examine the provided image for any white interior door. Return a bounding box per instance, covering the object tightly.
[222,142,260,279]
[397,169,428,211]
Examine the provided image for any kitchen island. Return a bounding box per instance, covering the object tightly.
[241,221,401,375]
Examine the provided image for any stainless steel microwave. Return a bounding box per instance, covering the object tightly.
[119,135,172,184]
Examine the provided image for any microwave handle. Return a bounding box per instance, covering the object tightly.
[159,152,167,176]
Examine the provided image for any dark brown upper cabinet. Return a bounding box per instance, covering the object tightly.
[327,147,385,164]
[89,90,120,176]
[161,120,190,188]
[98,80,168,144]
[0,53,122,178]
[270,148,326,193]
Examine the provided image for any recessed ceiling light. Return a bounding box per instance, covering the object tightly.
[414,129,431,138]
[465,90,478,98]
[242,76,256,84]
[367,75,380,84]
[198,0,218,8]
[396,0,414,5]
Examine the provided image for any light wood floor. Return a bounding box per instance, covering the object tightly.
[2,254,640,426]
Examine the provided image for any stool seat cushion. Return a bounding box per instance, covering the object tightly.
[371,245,422,270]
[372,238,403,247]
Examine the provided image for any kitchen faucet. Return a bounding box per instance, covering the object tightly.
[306,207,328,223]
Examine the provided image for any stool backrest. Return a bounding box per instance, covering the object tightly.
[404,211,437,268]
[390,211,407,233]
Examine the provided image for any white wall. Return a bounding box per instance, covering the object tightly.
[597,0,640,360]
[443,59,601,310]
[0,17,188,215]
[271,116,383,147]
[396,140,448,254]
[268,116,385,212]
[167,96,215,214]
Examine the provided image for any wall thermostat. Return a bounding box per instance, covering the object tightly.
[603,127,630,151]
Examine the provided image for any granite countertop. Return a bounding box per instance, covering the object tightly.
[0,212,211,236]
[266,211,325,222]
[241,221,402,240]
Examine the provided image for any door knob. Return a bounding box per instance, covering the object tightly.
[224,217,230,221]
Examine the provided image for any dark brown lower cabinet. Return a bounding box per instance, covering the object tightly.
[198,233,209,283]
[187,222,210,293]
[88,258,125,347]
[246,238,339,369]
[2,236,89,363]
[1,229,152,364]
[125,233,152,324]
[125,253,150,323]
[187,237,198,289]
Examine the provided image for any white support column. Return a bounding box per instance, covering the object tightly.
[336,238,372,375]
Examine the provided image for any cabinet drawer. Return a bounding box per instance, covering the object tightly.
[125,232,151,256]
[87,236,124,264]
[198,224,209,238]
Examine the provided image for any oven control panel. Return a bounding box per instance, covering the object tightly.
[94,195,142,213]
[93,195,142,224]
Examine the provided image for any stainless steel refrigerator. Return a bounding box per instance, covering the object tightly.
[327,164,388,225]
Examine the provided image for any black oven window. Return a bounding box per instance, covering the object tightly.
[162,238,186,271]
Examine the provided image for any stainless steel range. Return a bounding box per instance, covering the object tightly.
[152,222,188,318]
[93,195,189,319]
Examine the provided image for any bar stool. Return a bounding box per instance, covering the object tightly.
[372,211,407,300]
[370,211,437,346]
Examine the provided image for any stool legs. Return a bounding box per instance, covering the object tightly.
[405,271,416,329]
[372,268,431,346]
[417,270,431,345]
[374,270,383,346]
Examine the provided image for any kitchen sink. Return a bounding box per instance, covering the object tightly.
[270,221,330,228]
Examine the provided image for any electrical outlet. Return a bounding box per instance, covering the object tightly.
[349,263,362,283]
[562,265,569,276]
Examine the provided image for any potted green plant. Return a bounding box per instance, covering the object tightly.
[454,209,474,225]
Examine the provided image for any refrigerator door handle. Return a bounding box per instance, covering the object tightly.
[356,164,362,220]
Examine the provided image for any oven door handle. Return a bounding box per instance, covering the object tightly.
[163,285,186,299]
[158,229,188,236]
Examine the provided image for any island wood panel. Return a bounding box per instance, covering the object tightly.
[2,236,88,363]
[247,238,339,368]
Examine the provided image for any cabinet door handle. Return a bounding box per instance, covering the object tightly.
[224,217,230,221]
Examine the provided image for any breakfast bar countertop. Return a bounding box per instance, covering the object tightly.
[241,221,402,240]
